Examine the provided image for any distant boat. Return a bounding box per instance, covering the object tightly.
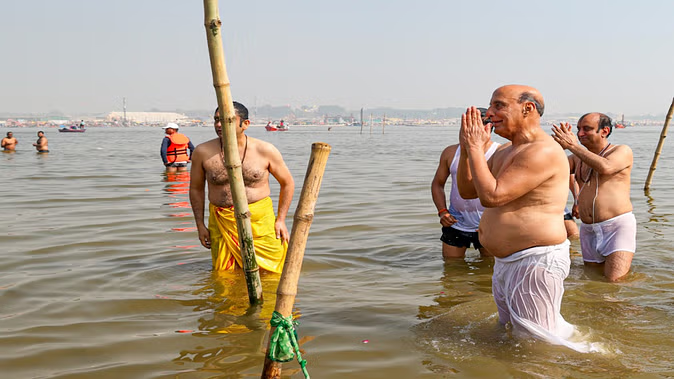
[615,114,627,129]
[265,122,289,132]
[58,125,86,133]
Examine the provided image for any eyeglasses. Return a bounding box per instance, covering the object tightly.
[214,116,249,123]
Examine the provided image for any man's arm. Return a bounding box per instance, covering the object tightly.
[552,122,632,175]
[189,147,210,249]
[566,144,632,176]
[457,145,480,199]
[432,145,461,227]
[457,111,483,200]
[569,158,580,218]
[267,144,295,243]
[160,138,169,165]
[431,145,455,212]
[188,141,195,159]
[469,143,559,208]
[1,139,6,148]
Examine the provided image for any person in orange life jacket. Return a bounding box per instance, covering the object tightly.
[161,123,195,172]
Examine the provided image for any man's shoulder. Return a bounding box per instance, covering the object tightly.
[610,143,633,153]
[605,144,633,164]
[195,138,219,148]
[194,138,219,154]
[250,137,281,155]
[442,143,460,156]
[514,137,564,161]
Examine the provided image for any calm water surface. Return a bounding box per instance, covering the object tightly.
[1,125,674,378]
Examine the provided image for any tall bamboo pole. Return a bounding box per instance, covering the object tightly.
[382,113,386,134]
[644,97,674,191]
[369,114,373,135]
[261,142,331,379]
[360,108,364,134]
[203,0,262,305]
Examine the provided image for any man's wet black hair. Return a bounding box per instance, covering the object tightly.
[214,101,249,120]
[579,112,613,137]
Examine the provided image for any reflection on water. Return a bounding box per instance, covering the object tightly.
[164,171,197,232]
[172,272,278,377]
[2,126,674,378]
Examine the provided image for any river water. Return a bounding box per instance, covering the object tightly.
[1,124,673,379]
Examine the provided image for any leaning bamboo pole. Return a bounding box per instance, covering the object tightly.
[645,97,674,191]
[261,142,331,379]
[203,0,262,305]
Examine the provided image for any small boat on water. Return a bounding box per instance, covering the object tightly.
[265,121,289,132]
[58,125,86,133]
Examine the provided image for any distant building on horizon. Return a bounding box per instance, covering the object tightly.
[106,111,188,123]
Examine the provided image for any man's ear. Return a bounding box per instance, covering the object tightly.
[601,126,610,138]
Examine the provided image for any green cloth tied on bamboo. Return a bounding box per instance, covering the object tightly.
[268,311,310,379]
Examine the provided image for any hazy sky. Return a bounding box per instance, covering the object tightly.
[2,0,674,115]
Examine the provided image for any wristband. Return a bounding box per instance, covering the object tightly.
[438,208,449,217]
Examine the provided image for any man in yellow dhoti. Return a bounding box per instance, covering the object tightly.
[190,102,294,274]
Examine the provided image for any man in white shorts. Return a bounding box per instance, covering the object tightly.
[552,113,635,282]
[457,85,594,352]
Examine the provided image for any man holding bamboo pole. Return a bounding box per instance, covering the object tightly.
[189,102,295,273]
[552,113,635,282]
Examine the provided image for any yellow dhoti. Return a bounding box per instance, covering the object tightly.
[208,197,287,273]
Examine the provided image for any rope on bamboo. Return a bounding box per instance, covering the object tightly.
[268,311,310,379]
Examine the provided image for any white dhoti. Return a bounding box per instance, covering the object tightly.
[492,240,598,352]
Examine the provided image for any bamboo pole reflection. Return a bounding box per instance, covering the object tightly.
[172,271,306,376]
[643,192,670,239]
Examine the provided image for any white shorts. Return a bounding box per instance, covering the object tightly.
[580,212,636,263]
[492,240,588,351]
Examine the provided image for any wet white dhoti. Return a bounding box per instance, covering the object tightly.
[492,240,597,352]
[580,212,636,263]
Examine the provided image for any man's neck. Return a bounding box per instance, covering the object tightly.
[587,140,611,155]
[511,123,543,145]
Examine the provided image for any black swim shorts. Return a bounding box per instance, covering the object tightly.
[441,226,482,249]
[564,212,573,221]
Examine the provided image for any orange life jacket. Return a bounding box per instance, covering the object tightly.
[166,133,190,163]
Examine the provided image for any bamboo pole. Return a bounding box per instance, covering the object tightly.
[644,97,674,191]
[382,113,386,134]
[360,108,364,134]
[203,0,263,305]
[261,142,331,379]
[369,114,373,135]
